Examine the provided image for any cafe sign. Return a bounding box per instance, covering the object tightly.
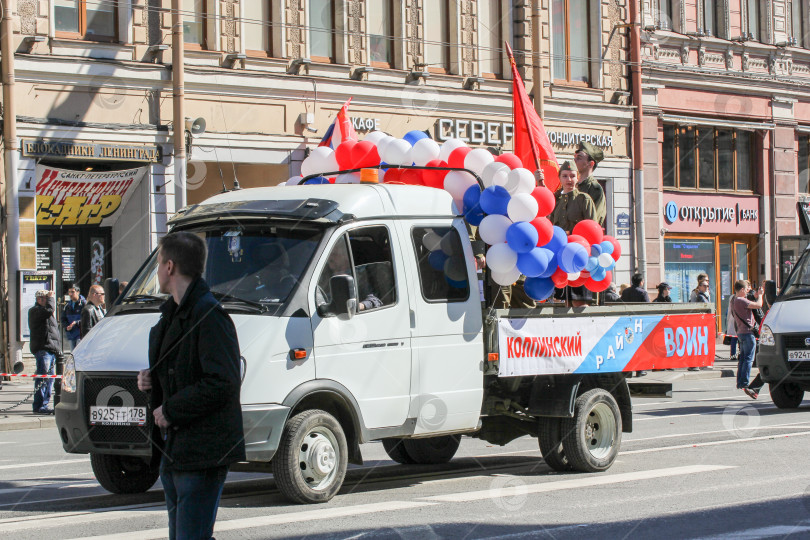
[23,139,162,163]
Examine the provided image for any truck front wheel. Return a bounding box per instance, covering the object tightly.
[561,388,622,473]
[90,453,159,494]
[272,409,348,504]
[537,418,573,472]
[401,435,461,465]
[770,381,804,409]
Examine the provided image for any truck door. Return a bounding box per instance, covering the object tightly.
[311,224,412,430]
[402,220,484,435]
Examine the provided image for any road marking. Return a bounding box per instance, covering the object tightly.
[420,465,733,503]
[625,420,810,442]
[622,430,810,454]
[0,458,89,471]
[634,412,703,422]
[66,501,436,539]
[693,524,810,539]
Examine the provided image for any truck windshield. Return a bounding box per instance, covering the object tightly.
[781,249,810,300]
[122,224,324,308]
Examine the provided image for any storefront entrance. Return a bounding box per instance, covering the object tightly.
[37,227,112,303]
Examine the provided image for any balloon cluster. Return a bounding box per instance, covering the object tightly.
[288,130,622,301]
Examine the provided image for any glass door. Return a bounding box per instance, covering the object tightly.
[719,243,732,334]
[734,242,750,285]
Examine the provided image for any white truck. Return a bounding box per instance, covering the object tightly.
[55,183,715,504]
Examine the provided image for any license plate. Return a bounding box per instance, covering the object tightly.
[788,350,810,361]
[89,406,147,426]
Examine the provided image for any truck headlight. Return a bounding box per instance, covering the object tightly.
[62,354,76,393]
[759,325,775,347]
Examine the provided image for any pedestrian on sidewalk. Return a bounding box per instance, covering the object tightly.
[725,300,738,362]
[689,273,709,302]
[80,285,106,338]
[28,289,59,414]
[137,232,244,540]
[731,280,763,394]
[652,282,672,303]
[61,284,85,350]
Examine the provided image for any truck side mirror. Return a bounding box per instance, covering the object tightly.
[764,280,777,305]
[318,275,357,319]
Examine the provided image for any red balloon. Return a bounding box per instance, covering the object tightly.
[423,159,449,189]
[530,217,554,247]
[604,235,621,261]
[351,140,380,168]
[448,147,472,169]
[494,152,522,170]
[384,168,404,183]
[551,267,568,288]
[531,186,556,217]
[585,270,613,293]
[567,234,590,252]
[335,141,357,169]
[401,168,425,186]
[572,219,604,246]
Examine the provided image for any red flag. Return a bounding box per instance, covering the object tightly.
[505,43,559,192]
[319,98,357,149]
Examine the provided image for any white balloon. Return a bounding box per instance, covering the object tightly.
[478,214,513,245]
[410,138,441,166]
[505,168,536,195]
[439,138,468,162]
[507,193,540,223]
[487,243,518,273]
[491,266,522,286]
[481,161,510,188]
[301,146,339,177]
[376,135,396,160]
[363,131,388,145]
[422,231,442,251]
[464,148,495,176]
[567,271,581,281]
[598,252,615,268]
[444,257,467,281]
[443,170,477,200]
[382,138,413,165]
[335,172,361,184]
[285,175,303,186]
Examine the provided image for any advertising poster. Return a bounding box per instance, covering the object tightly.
[18,270,56,341]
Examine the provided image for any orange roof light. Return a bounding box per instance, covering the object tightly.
[291,348,308,360]
[488,353,499,362]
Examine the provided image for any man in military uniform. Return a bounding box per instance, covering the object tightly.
[549,162,597,234]
[573,141,606,226]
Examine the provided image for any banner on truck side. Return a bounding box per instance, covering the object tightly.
[497,314,716,377]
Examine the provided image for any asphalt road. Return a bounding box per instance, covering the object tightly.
[2,376,810,539]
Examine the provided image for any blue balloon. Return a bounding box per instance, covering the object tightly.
[599,240,614,255]
[591,244,603,257]
[446,276,468,289]
[428,250,449,271]
[542,226,567,254]
[404,130,430,146]
[524,277,556,302]
[465,209,485,226]
[517,248,550,277]
[590,266,607,281]
[558,243,589,274]
[507,222,539,254]
[462,185,481,212]
[538,249,558,278]
[479,185,511,216]
[304,176,330,184]
[585,256,599,273]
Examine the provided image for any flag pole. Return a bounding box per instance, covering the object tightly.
[505,41,542,172]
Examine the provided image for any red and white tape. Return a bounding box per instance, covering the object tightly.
[0,373,62,378]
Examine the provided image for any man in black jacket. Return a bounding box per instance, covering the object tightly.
[80,285,106,338]
[137,232,244,539]
[28,289,60,414]
[620,273,650,303]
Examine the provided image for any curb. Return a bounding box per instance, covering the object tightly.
[0,414,56,432]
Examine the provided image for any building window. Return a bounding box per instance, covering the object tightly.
[309,0,334,61]
[424,0,450,72]
[368,0,394,67]
[478,0,503,78]
[800,135,810,194]
[183,0,206,48]
[552,0,591,85]
[662,123,755,192]
[703,0,725,37]
[792,0,806,47]
[243,1,270,55]
[659,0,673,29]
[54,0,117,41]
[746,0,759,40]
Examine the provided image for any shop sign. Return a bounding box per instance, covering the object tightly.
[351,117,381,133]
[23,139,162,163]
[35,165,147,226]
[662,193,760,234]
[547,131,613,149]
[616,212,630,236]
[434,118,515,145]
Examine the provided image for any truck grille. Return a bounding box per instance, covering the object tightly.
[789,362,810,375]
[784,335,810,349]
[83,375,151,446]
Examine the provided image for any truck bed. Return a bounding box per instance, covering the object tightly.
[484,304,716,377]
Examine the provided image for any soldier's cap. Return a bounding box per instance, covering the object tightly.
[577,141,604,164]
[559,161,573,173]
[35,289,50,298]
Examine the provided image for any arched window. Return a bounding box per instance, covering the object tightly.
[552,0,591,85]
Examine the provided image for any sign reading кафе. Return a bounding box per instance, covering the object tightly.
[23,140,162,163]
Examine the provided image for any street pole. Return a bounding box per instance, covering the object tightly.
[629,0,647,277]
[531,0,544,118]
[2,0,22,374]
[172,0,187,211]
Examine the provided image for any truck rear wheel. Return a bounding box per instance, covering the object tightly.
[272,409,348,504]
[381,438,416,464]
[401,435,461,465]
[537,418,573,472]
[90,453,159,494]
[770,382,804,409]
[561,388,622,473]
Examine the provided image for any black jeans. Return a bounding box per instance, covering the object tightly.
[160,457,228,540]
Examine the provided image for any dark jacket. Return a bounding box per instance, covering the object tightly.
[692,292,710,304]
[29,297,60,353]
[80,302,105,338]
[621,286,650,303]
[148,278,245,471]
[746,290,764,324]
[604,289,622,303]
[652,295,672,303]
[577,176,606,226]
[550,188,597,234]
[62,296,86,340]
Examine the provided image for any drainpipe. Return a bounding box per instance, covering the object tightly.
[2,0,22,373]
[172,0,186,211]
[629,0,646,277]
[531,0,544,117]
